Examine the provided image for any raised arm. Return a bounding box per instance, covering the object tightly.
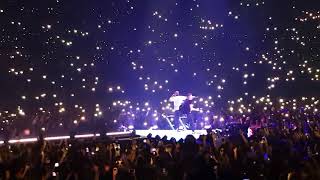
[239,129,249,146]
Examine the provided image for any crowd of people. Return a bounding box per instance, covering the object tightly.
[1,115,320,180]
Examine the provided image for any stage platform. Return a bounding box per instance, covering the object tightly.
[0,129,215,144]
[135,130,207,139]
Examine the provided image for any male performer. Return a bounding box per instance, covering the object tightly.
[179,93,199,131]
[169,91,186,129]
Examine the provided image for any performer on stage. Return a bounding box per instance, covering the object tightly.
[169,91,187,129]
[179,93,199,131]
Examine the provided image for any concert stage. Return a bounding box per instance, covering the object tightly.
[0,130,213,144]
[135,129,207,139]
